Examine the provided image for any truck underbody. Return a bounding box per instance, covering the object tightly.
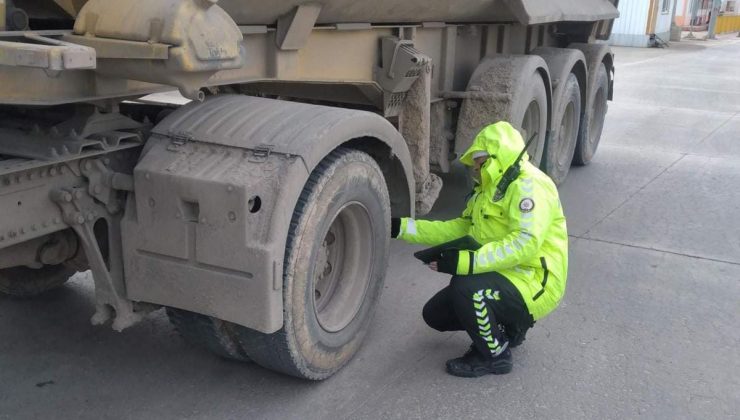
[0,0,618,379]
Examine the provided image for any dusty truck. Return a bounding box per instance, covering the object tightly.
[0,0,618,379]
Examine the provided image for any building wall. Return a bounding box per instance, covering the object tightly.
[676,0,713,27]
[655,0,676,35]
[610,0,652,46]
[611,0,677,46]
[676,0,688,26]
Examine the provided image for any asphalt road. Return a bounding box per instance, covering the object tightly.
[2,36,739,420]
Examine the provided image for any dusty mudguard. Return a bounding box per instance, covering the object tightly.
[122,94,414,334]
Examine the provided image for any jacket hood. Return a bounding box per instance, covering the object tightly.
[459,122,529,187]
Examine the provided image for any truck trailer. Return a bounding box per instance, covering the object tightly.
[0,0,618,379]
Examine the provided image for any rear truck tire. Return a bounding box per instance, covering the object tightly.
[234,148,391,380]
[0,265,76,297]
[573,63,608,166]
[166,308,251,362]
[517,72,549,168]
[542,73,581,184]
[455,55,551,168]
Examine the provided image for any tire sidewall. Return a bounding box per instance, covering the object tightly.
[546,73,581,184]
[285,151,390,375]
[576,63,609,165]
[512,71,548,167]
[0,265,74,297]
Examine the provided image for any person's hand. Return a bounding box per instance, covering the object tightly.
[432,250,459,275]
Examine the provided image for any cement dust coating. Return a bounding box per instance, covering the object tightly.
[2,38,740,420]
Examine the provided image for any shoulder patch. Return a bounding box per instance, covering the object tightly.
[519,198,535,213]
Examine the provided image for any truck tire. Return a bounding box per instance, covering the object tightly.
[455,56,551,167]
[166,308,251,362]
[235,148,390,380]
[0,264,75,297]
[543,73,581,184]
[573,63,609,166]
[516,71,549,167]
[531,47,586,185]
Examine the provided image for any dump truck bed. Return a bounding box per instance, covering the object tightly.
[43,0,618,25]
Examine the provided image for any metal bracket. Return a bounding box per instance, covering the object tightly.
[375,37,431,117]
[276,3,322,51]
[50,184,140,331]
[170,132,193,146]
[249,145,273,163]
[79,158,133,214]
[0,32,96,71]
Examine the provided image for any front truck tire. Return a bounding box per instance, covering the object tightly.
[0,265,76,298]
[231,148,390,379]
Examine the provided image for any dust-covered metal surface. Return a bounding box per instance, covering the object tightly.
[151,95,414,184]
[0,32,95,70]
[123,95,414,333]
[51,0,618,25]
[0,0,619,106]
[65,0,245,100]
[507,0,619,25]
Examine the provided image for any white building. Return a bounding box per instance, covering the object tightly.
[610,0,678,47]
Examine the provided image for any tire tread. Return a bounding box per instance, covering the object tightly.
[235,148,386,380]
[0,265,75,298]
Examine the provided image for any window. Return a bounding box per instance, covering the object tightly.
[662,0,672,13]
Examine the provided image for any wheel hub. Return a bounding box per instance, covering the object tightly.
[312,202,374,333]
[522,100,541,165]
[557,101,576,167]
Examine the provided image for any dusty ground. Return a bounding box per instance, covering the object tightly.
[1,35,739,420]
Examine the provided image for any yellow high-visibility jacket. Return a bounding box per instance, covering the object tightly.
[398,122,568,320]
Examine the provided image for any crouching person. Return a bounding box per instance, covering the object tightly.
[391,121,568,377]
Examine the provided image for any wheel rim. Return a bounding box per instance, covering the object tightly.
[313,202,374,333]
[521,100,541,163]
[557,100,577,167]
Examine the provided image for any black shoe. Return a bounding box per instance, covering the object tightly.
[445,345,512,378]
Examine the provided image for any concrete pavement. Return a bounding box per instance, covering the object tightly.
[1,37,739,420]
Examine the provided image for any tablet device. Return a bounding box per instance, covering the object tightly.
[413,236,482,264]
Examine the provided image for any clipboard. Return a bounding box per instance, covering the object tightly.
[413,236,482,264]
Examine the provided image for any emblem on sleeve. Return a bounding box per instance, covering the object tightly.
[519,198,535,213]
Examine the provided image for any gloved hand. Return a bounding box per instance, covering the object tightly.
[391,218,401,238]
[433,250,459,275]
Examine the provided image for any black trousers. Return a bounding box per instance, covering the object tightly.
[423,271,534,357]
